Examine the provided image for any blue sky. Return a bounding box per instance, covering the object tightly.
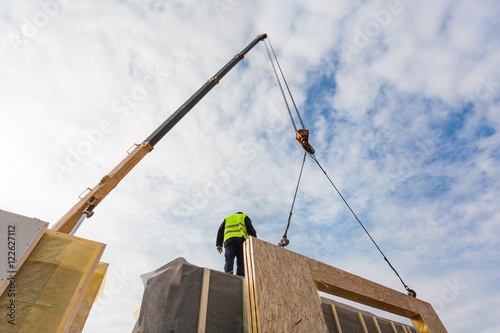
[1,0,499,332]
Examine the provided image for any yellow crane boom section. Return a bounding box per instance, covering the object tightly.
[51,143,153,234]
[51,34,268,234]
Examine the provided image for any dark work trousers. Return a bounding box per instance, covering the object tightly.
[224,237,245,276]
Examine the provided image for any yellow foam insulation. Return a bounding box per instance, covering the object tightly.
[69,262,108,333]
[0,230,105,332]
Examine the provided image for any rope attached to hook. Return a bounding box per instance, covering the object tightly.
[279,151,307,248]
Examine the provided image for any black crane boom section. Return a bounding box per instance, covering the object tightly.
[145,33,267,147]
[52,33,267,235]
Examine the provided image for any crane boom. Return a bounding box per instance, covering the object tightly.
[51,33,268,234]
[146,33,267,146]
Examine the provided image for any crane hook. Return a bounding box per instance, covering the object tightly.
[278,235,290,247]
[296,129,315,154]
[406,286,417,298]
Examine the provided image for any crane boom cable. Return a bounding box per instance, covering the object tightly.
[308,153,416,297]
[264,39,297,131]
[263,34,414,297]
[266,37,306,129]
[279,151,307,247]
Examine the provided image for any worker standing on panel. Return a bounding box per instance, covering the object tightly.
[216,212,257,276]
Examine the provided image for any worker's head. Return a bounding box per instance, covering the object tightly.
[236,211,243,214]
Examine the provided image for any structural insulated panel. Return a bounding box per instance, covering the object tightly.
[244,237,447,333]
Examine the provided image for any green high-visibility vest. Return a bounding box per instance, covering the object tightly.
[223,214,248,244]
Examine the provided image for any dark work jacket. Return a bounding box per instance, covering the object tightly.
[216,215,257,247]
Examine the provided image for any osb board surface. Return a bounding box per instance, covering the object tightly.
[246,237,447,333]
[309,259,447,333]
[310,259,419,318]
[411,302,448,333]
[247,237,328,333]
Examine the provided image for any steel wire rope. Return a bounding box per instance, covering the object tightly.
[266,37,306,129]
[264,39,297,131]
[279,151,307,247]
[308,153,416,297]
[263,35,415,297]
[264,37,308,247]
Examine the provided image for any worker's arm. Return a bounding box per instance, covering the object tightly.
[216,220,225,247]
[245,216,257,238]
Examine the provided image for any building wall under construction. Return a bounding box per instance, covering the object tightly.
[132,256,423,333]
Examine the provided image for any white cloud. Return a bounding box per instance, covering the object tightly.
[1,0,499,332]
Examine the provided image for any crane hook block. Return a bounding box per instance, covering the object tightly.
[296,129,315,154]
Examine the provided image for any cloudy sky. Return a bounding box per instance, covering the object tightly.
[1,0,499,331]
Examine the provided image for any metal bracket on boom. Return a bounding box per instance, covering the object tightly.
[52,34,267,235]
[83,196,97,218]
[296,129,315,154]
[208,77,220,85]
[257,33,267,41]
